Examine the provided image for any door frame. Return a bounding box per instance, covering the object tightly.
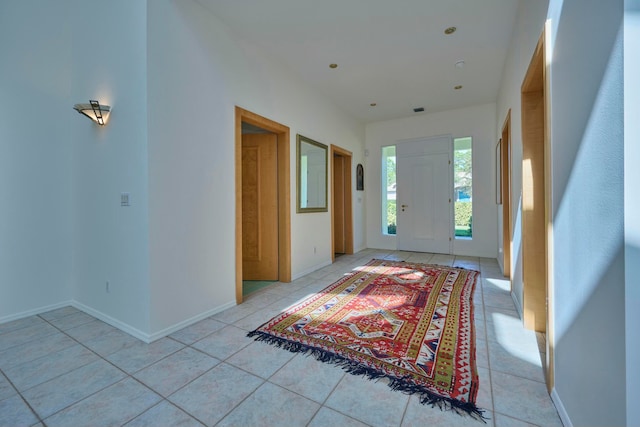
[521,30,546,332]
[330,145,354,261]
[235,107,291,304]
[520,27,554,390]
[501,110,512,279]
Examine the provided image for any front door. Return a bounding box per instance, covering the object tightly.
[242,133,278,280]
[396,136,452,254]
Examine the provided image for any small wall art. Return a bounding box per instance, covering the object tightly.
[496,139,502,205]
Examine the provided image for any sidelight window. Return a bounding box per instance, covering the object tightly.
[454,137,473,238]
[382,146,396,235]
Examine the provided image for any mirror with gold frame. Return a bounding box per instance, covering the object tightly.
[297,134,328,213]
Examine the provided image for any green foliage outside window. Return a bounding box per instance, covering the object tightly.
[454,201,472,237]
[454,138,473,238]
[382,146,397,235]
[454,147,473,199]
[387,200,396,234]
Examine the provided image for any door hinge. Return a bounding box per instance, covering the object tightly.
[449,237,452,241]
[448,160,451,165]
[449,198,451,203]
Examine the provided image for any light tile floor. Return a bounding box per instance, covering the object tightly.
[0,249,563,427]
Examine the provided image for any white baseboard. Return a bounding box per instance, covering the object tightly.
[497,251,505,274]
[0,300,74,324]
[71,301,152,343]
[354,245,367,254]
[73,300,237,343]
[146,300,236,342]
[511,291,523,319]
[551,387,572,427]
[291,259,334,281]
[452,249,499,259]
[1,299,238,345]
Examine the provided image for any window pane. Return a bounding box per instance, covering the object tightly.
[382,146,396,235]
[454,137,472,238]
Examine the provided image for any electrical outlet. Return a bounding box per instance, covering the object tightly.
[106,281,110,293]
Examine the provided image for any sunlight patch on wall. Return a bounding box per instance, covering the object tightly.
[553,28,623,341]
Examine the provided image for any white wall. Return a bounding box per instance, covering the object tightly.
[548,0,626,425]
[0,1,151,334]
[495,0,549,311]
[365,103,497,258]
[70,0,151,336]
[146,0,365,335]
[0,1,74,321]
[497,1,628,424]
[0,0,364,338]
[624,4,640,426]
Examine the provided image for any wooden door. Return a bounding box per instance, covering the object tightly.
[396,136,452,254]
[242,133,278,280]
[333,154,346,254]
[330,145,353,260]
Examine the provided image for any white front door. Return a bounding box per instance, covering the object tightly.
[396,136,452,253]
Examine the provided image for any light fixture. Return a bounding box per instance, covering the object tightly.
[444,26,457,35]
[370,102,377,107]
[454,85,463,90]
[455,60,465,69]
[329,63,338,69]
[73,100,111,126]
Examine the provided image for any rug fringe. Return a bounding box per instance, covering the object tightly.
[246,330,488,423]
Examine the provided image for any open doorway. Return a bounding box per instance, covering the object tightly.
[331,145,354,260]
[235,107,291,304]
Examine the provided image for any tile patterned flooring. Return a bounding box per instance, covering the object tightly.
[0,249,563,427]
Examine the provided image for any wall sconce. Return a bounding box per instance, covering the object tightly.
[73,100,111,126]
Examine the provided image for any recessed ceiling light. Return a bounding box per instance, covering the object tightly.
[454,85,463,90]
[329,63,338,69]
[444,26,457,35]
[370,103,377,107]
[455,60,465,69]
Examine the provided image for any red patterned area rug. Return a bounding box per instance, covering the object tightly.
[248,259,485,420]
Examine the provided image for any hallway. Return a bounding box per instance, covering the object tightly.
[0,249,561,426]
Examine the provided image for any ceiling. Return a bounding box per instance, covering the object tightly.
[195,0,520,123]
